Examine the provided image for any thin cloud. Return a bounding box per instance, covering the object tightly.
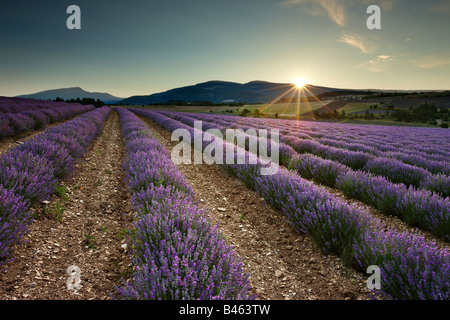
[411,55,450,69]
[428,1,450,14]
[337,33,375,54]
[358,55,394,72]
[282,0,346,26]
[282,0,396,26]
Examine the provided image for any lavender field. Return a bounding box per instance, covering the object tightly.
[0,98,449,301]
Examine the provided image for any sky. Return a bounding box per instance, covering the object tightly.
[1,0,449,98]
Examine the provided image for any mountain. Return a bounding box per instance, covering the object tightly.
[119,80,351,105]
[16,87,123,104]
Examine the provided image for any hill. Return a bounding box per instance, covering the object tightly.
[118,81,357,105]
[16,87,123,104]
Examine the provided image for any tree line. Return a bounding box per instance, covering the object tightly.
[313,103,449,127]
[54,97,106,108]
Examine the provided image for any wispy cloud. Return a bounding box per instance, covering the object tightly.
[358,55,394,72]
[282,0,346,26]
[411,55,450,69]
[282,0,396,26]
[337,33,375,54]
[428,1,450,14]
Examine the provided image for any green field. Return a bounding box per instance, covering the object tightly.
[238,101,332,116]
[117,105,242,114]
[116,101,332,117]
[337,102,381,114]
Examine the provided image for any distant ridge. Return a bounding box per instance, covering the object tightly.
[16,87,123,104]
[118,80,352,105]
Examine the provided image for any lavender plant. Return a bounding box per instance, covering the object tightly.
[0,186,30,269]
[115,108,252,300]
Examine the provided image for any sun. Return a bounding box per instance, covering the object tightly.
[294,77,308,88]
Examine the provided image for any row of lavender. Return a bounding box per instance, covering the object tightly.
[0,106,111,268]
[0,104,95,140]
[0,96,75,114]
[148,111,449,242]
[186,112,450,175]
[176,112,449,198]
[114,107,252,300]
[133,109,449,300]
[219,114,450,160]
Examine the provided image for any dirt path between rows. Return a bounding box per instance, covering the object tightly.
[0,111,132,300]
[140,116,372,300]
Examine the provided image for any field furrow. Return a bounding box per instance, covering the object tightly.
[137,110,449,242]
[0,110,132,300]
[135,109,449,300]
[137,114,371,300]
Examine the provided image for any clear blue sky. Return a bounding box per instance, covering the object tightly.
[1,0,449,98]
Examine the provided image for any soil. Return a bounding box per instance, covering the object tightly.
[139,116,372,300]
[0,111,132,300]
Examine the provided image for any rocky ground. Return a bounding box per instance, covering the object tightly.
[0,111,132,300]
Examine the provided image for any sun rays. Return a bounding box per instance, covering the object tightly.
[236,77,329,128]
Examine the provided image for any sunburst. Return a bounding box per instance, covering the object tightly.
[293,77,308,88]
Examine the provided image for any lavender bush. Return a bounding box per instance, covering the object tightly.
[353,228,449,300]
[115,107,252,300]
[420,173,450,199]
[0,186,30,269]
[336,170,450,241]
[0,98,95,140]
[0,150,56,205]
[364,157,431,189]
[288,153,350,188]
[117,193,251,300]
[0,114,14,139]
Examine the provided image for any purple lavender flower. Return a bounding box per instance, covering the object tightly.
[114,107,253,300]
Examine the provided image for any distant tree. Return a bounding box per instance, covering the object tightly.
[440,122,448,128]
[313,110,321,119]
[364,110,375,120]
[253,108,262,117]
[239,109,252,117]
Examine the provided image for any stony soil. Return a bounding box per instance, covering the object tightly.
[0,111,132,300]
[139,116,372,300]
